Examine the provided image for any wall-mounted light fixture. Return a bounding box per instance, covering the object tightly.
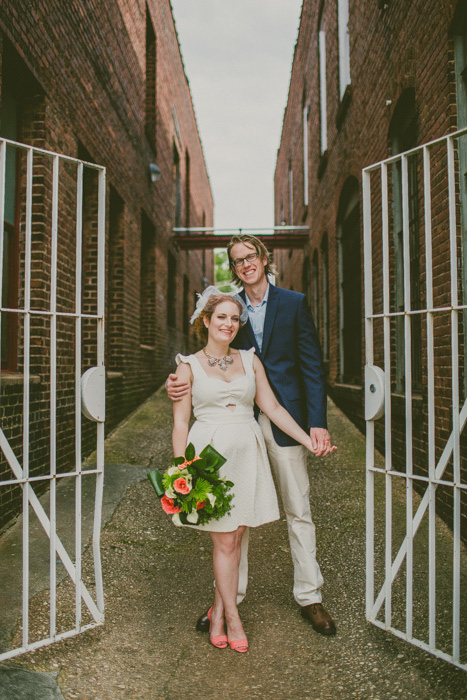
[149,162,162,183]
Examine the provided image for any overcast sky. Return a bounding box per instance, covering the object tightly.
[170,0,303,230]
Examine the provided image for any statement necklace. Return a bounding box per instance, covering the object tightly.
[202,347,234,372]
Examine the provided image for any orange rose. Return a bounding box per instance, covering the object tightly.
[161,495,181,514]
[173,477,191,495]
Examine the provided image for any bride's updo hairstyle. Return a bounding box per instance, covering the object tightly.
[193,294,245,343]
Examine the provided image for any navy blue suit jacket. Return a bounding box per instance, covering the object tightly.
[233,284,327,447]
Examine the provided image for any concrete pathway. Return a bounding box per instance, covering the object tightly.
[0,389,466,699]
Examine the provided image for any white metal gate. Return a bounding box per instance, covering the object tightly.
[0,138,106,660]
[363,128,467,671]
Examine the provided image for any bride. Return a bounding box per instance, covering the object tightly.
[172,288,316,653]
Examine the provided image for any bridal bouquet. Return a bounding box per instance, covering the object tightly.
[148,443,233,526]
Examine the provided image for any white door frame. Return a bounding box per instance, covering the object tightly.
[0,138,106,660]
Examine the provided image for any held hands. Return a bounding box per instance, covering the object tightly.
[308,427,337,457]
[166,373,191,402]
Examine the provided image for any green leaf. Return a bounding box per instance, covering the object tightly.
[147,470,165,497]
[200,444,226,470]
[172,456,185,466]
[185,443,195,462]
[190,458,206,470]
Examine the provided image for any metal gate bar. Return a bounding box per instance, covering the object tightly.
[363,127,467,671]
[0,138,106,660]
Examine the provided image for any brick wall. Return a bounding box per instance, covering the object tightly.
[0,0,214,529]
[274,0,466,538]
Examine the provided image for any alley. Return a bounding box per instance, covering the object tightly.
[1,390,466,699]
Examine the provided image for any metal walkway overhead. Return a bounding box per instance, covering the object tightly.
[173,226,309,250]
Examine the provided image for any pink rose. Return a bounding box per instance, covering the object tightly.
[173,477,191,495]
[161,495,181,514]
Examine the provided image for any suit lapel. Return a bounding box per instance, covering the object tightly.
[260,284,279,357]
[238,289,260,354]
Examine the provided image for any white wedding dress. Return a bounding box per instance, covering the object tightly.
[175,347,279,532]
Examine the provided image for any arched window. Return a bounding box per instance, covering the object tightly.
[389,88,422,392]
[337,177,362,384]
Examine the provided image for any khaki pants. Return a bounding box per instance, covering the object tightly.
[237,413,324,606]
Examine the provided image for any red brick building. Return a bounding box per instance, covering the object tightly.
[0,0,213,529]
[274,0,466,534]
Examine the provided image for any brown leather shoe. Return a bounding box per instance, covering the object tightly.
[195,609,210,632]
[300,603,336,635]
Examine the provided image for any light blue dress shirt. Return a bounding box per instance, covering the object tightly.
[245,284,270,352]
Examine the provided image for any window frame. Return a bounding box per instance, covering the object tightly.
[337,0,351,101]
[318,23,328,155]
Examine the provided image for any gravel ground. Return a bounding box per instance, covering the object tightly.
[2,390,466,699]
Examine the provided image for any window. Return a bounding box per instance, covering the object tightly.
[338,178,362,384]
[312,250,319,331]
[145,6,157,150]
[303,100,309,206]
[185,149,190,229]
[0,85,20,370]
[321,234,329,361]
[337,0,351,100]
[318,22,328,155]
[140,212,156,346]
[1,41,44,371]
[454,3,467,398]
[389,89,422,392]
[173,144,181,229]
[167,251,176,327]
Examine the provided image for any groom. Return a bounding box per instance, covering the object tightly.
[167,234,336,635]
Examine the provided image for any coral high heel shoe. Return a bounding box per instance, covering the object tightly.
[228,638,248,653]
[207,607,228,649]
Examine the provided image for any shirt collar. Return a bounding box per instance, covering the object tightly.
[245,283,270,311]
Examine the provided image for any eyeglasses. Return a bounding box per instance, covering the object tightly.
[231,252,259,268]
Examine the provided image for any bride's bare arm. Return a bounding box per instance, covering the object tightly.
[253,355,315,452]
[172,362,193,457]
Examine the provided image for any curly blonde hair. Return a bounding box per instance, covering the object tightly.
[193,294,245,343]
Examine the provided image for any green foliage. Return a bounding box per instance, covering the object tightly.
[155,441,234,527]
[191,477,212,501]
[214,248,236,293]
[185,443,195,461]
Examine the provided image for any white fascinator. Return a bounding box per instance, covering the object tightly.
[190,286,248,325]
